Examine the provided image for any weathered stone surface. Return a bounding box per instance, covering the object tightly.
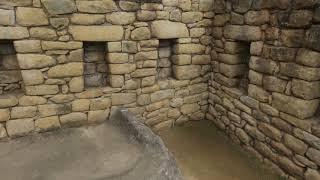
[90,98,111,110]
[35,116,60,132]
[0,9,15,26]
[0,109,10,122]
[119,1,139,11]
[135,51,158,60]
[14,40,41,53]
[137,10,157,21]
[292,79,320,100]
[25,85,59,95]
[17,54,56,69]
[174,44,205,54]
[305,168,320,180]
[233,0,253,13]
[172,55,191,65]
[109,75,124,88]
[278,156,304,177]
[48,63,83,78]
[6,118,34,137]
[75,89,103,99]
[131,27,151,40]
[219,63,247,78]
[42,0,76,15]
[60,112,87,127]
[30,27,58,40]
[11,106,37,119]
[0,124,7,138]
[16,7,48,26]
[199,0,214,11]
[106,12,135,25]
[306,148,320,166]
[280,62,320,81]
[181,103,200,115]
[0,27,29,39]
[50,95,74,104]
[263,76,287,93]
[21,70,44,85]
[41,41,82,50]
[272,92,319,119]
[248,84,269,102]
[19,96,47,106]
[305,25,320,51]
[182,12,203,23]
[151,20,189,39]
[69,77,84,93]
[108,64,136,74]
[88,110,110,123]
[38,104,71,117]
[150,90,174,103]
[111,93,136,105]
[224,25,262,41]
[69,26,123,41]
[249,57,278,74]
[252,0,290,10]
[0,0,32,6]
[283,134,308,155]
[296,48,320,67]
[244,10,269,25]
[173,65,201,80]
[76,0,117,13]
[70,14,104,25]
[50,18,69,30]
[0,95,18,108]
[0,71,22,84]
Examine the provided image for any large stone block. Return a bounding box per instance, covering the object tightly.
[119,1,139,11]
[106,12,135,25]
[111,93,136,105]
[19,96,47,106]
[182,12,203,23]
[25,85,59,95]
[76,0,117,13]
[224,25,262,41]
[42,0,76,15]
[150,89,175,102]
[16,7,48,26]
[0,9,15,26]
[88,110,110,123]
[199,0,214,11]
[71,14,105,25]
[0,71,22,84]
[292,79,320,100]
[0,27,29,39]
[47,63,83,78]
[249,57,278,74]
[151,20,189,39]
[21,70,44,85]
[60,112,87,127]
[0,95,18,108]
[14,40,41,53]
[173,44,206,54]
[69,77,84,93]
[41,41,82,50]
[35,116,60,132]
[108,64,136,74]
[173,65,201,80]
[244,10,269,25]
[296,48,320,67]
[11,106,37,119]
[248,84,269,103]
[280,62,320,81]
[6,118,34,137]
[131,27,151,40]
[38,104,71,117]
[219,63,247,78]
[17,54,56,69]
[272,92,319,119]
[69,26,123,41]
[30,27,58,40]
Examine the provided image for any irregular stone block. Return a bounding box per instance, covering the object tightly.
[280,29,304,47]
[0,27,29,39]
[11,106,37,119]
[199,0,214,11]
[258,123,281,141]
[14,40,41,53]
[48,63,83,78]
[219,63,247,78]
[262,76,286,93]
[131,68,156,78]
[181,12,203,23]
[173,44,205,54]
[69,26,123,41]
[106,12,135,25]
[232,0,253,13]
[88,110,110,123]
[131,27,151,40]
[249,57,278,74]
[0,71,22,84]
[41,41,83,50]
[17,54,56,69]
[0,9,15,26]
[60,112,87,127]
[192,55,211,65]
[71,14,105,25]
[90,98,111,110]
[19,96,47,106]
[248,84,269,102]
[173,65,201,80]
[35,116,60,132]
[280,62,320,81]
[50,18,70,29]
[25,85,59,95]
[224,25,262,41]
[69,77,84,93]
[21,70,44,85]
[296,48,320,67]
[0,95,18,108]
[16,7,48,26]
[172,55,191,65]
[0,0,32,6]
[111,93,136,105]
[30,27,58,40]
[42,0,76,15]
[244,10,269,25]
[150,89,174,102]
[272,92,319,119]
[292,79,320,100]
[76,0,117,13]
[151,20,189,39]
[6,118,34,137]
[0,109,10,122]
[108,64,136,74]
[283,134,307,155]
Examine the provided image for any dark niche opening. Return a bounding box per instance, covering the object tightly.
[83,42,108,88]
[157,40,174,80]
[238,41,251,92]
[0,41,23,94]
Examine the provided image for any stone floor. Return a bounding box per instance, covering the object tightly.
[158,120,283,180]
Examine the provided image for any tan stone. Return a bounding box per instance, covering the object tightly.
[173,65,201,80]
[16,7,48,26]
[35,116,60,132]
[0,0,32,6]
[137,10,156,21]
[14,40,41,53]
[224,25,262,41]
[69,77,84,93]
[172,55,191,65]
[106,12,135,25]
[42,0,76,15]
[0,124,7,139]
[296,48,320,67]
[131,68,156,78]
[0,109,10,122]
[21,70,44,85]
[109,75,124,88]
[181,103,200,115]
[182,12,203,23]
[119,1,139,11]
[305,168,320,180]
[71,14,105,25]
[41,41,83,50]
[50,18,69,29]
[135,51,158,60]
[108,64,136,74]
[17,54,56,69]
[88,110,110,123]
[131,27,151,40]
[283,134,308,155]
[90,98,111,110]
[0,27,29,39]
[72,99,90,112]
[48,63,83,78]
[30,27,57,40]
[19,96,47,106]
[0,95,18,108]
[292,79,320,100]
[107,53,128,63]
[69,26,123,41]
[0,9,15,26]
[26,85,59,95]
[75,89,103,99]
[174,44,206,54]
[111,93,136,105]
[137,94,151,106]
[150,90,174,103]
[248,84,269,103]
[60,112,87,127]
[76,0,117,13]
[50,94,74,104]
[6,118,34,137]
[151,20,189,39]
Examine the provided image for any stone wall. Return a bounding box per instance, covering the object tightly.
[0,0,213,139]
[207,0,320,179]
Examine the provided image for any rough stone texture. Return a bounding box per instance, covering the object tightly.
[47,63,83,78]
[224,25,262,41]
[17,54,56,69]
[69,26,123,41]
[0,27,29,39]
[111,93,136,105]
[42,0,76,15]
[60,113,87,127]
[6,118,34,137]
[16,7,48,26]
[151,20,189,39]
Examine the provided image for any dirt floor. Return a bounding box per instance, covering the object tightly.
[158,120,282,180]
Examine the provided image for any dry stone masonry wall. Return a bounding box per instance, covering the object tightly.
[0,0,213,140]
[207,0,320,179]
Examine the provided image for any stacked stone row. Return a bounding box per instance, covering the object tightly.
[208,0,320,179]
[0,0,214,139]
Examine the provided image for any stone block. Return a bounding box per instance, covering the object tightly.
[109,75,124,88]
[88,110,110,123]
[0,70,22,84]
[219,63,247,78]
[249,57,278,74]
[248,84,269,103]
[173,65,201,80]
[30,27,57,40]
[224,25,262,41]
[108,64,136,74]
[296,48,320,67]
[17,54,56,69]
[69,26,123,41]
[181,103,200,115]
[151,20,189,39]
[16,7,48,26]
[71,14,105,25]
[280,29,304,47]
[21,70,44,86]
[50,18,69,30]
[131,27,151,40]
[0,27,29,39]
[272,92,319,119]
[25,85,59,95]
[14,40,41,53]
[141,76,155,87]
[173,44,206,54]
[288,10,313,28]
[192,55,211,65]
[69,77,84,93]
[280,62,320,81]
[111,93,136,105]
[72,99,90,112]
[292,79,320,100]
[150,89,174,102]
[218,54,245,64]
[19,96,47,106]
[90,98,111,110]
[106,12,135,25]
[181,12,203,23]
[199,0,214,11]
[47,63,83,78]
[41,41,83,50]
[60,112,87,127]
[135,51,158,60]
[35,116,60,132]
[76,0,117,13]
[107,53,128,63]
[172,55,191,65]
[283,134,308,155]
[38,104,71,117]
[119,1,139,11]
[262,76,287,93]
[75,89,103,99]
[0,109,10,122]
[258,123,282,141]
[6,118,34,137]
[0,95,18,108]
[305,168,320,180]
[131,68,156,78]
[244,10,269,25]
[42,0,76,15]
[262,46,297,62]
[0,9,15,26]
[50,95,74,104]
